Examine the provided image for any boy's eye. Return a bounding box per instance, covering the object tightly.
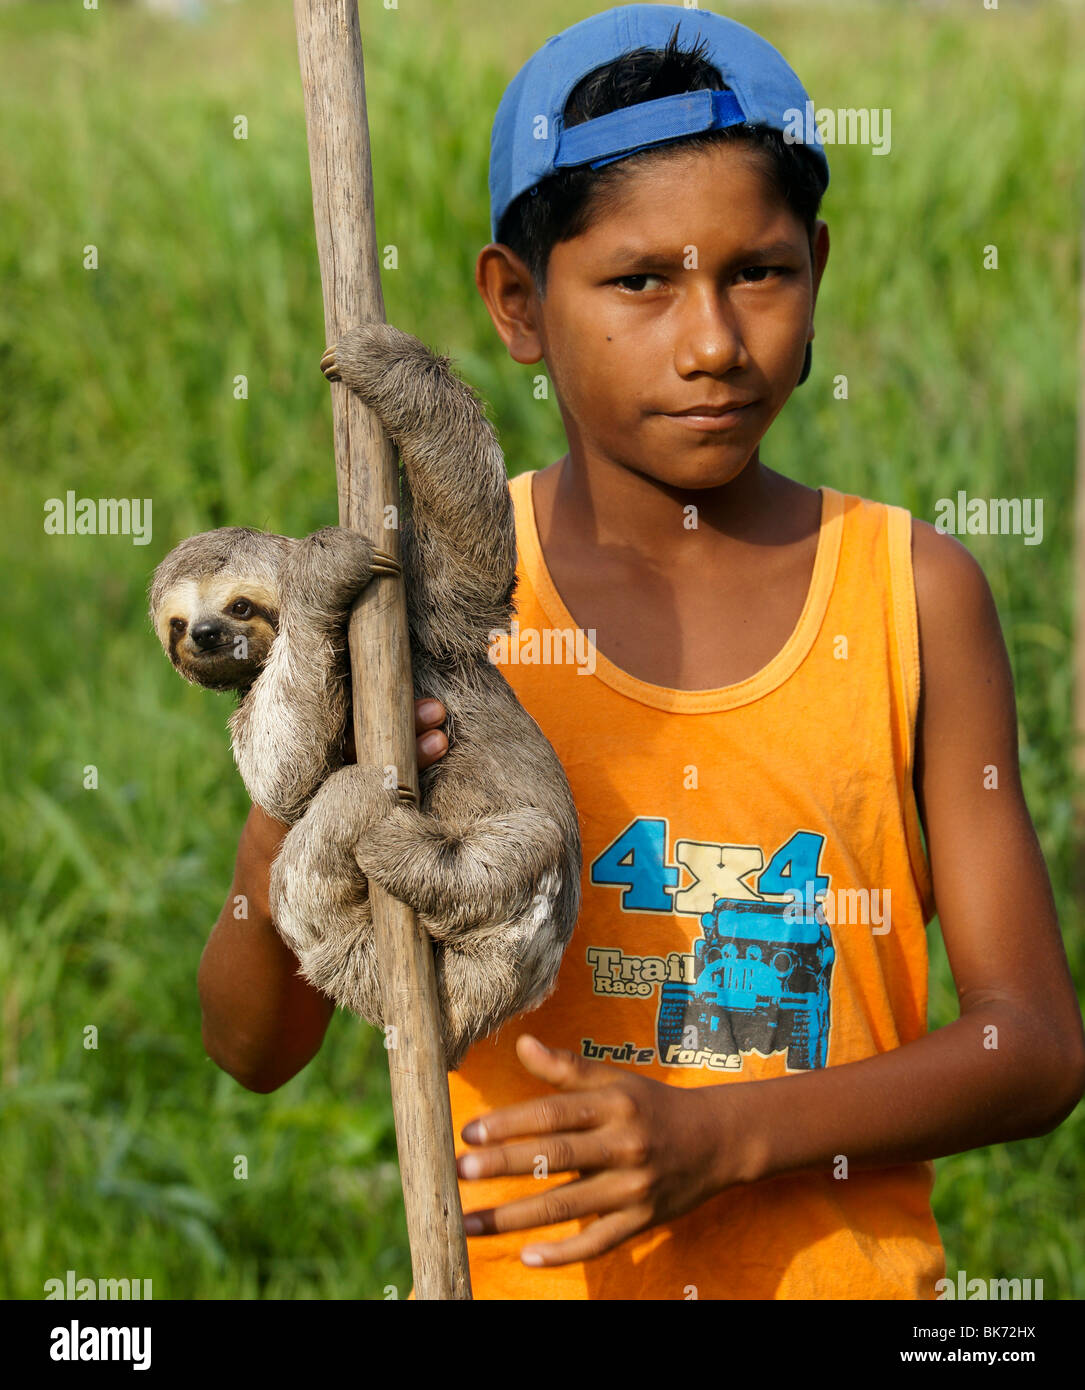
[613,273,665,293]
[738,266,787,283]
[612,267,789,292]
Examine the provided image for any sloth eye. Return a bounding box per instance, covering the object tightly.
[230,599,254,619]
[170,618,186,633]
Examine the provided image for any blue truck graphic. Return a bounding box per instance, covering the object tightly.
[657,895,836,1071]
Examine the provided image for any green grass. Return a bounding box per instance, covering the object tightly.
[1,0,1083,1299]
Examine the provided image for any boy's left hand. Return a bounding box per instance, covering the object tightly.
[457,1034,740,1265]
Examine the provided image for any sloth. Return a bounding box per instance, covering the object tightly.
[148,322,582,1068]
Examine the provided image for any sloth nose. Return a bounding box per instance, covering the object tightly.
[189,621,225,651]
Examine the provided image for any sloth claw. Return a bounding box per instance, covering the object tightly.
[370,548,401,576]
[320,345,339,380]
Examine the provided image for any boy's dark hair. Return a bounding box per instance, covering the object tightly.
[496,24,826,300]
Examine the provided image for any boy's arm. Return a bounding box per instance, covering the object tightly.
[198,802,330,1093]
[725,519,1085,1185]
[198,700,449,1093]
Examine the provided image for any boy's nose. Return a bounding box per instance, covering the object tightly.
[673,290,748,363]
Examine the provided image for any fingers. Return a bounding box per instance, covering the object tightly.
[342,698,447,769]
[415,697,447,771]
[457,1124,625,1183]
[417,729,447,771]
[519,1209,651,1266]
[462,1172,626,1234]
[414,697,446,733]
[461,1089,608,1149]
[461,1171,650,1252]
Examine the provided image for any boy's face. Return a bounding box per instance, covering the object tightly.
[478,141,829,492]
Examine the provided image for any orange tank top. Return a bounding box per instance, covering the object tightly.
[440,470,945,1300]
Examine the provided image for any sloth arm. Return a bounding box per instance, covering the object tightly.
[197,701,449,1092]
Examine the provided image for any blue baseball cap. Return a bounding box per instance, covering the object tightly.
[489,3,829,242]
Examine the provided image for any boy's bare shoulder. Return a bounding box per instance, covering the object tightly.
[908,516,1017,785]
[910,515,1006,656]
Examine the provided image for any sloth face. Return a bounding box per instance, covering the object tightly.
[153,573,280,691]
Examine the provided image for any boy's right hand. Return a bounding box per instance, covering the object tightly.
[413,698,449,770]
[341,697,448,770]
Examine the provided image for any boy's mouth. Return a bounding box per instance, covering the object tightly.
[668,399,758,415]
[662,400,759,429]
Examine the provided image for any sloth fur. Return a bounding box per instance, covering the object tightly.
[149,323,582,1068]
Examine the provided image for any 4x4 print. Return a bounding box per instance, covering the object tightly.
[589,818,836,1072]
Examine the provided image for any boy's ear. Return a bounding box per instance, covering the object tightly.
[474,243,546,366]
[809,219,830,332]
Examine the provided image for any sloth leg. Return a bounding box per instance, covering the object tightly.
[354,798,567,938]
[274,765,569,1069]
[435,866,570,1068]
[268,763,399,1027]
[435,937,523,1070]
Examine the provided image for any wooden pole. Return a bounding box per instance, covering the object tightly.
[293,0,472,1300]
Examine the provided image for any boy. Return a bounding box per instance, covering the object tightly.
[198,5,1085,1298]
